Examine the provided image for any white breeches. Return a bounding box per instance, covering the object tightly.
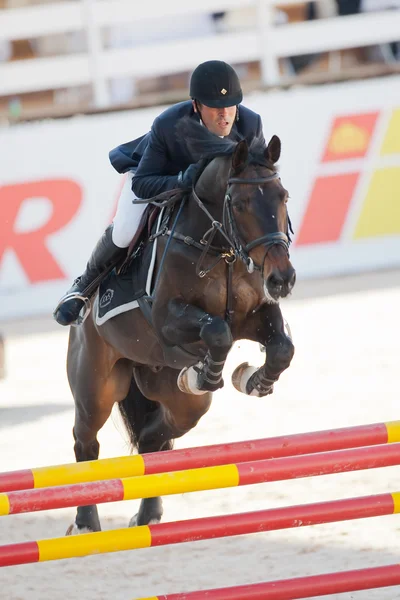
[111,172,147,248]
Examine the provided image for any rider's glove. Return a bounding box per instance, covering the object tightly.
[178,163,200,188]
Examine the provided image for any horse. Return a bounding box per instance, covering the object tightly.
[66,118,296,533]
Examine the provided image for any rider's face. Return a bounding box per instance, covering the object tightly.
[194,102,237,137]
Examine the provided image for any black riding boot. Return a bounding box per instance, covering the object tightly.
[53,225,126,326]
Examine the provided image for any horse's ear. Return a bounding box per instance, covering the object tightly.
[232,139,249,171]
[265,135,281,164]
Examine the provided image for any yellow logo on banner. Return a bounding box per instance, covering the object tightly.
[380,108,400,155]
[297,108,400,245]
[354,108,400,239]
[328,122,369,156]
[354,167,400,238]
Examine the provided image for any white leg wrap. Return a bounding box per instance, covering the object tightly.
[231,362,261,396]
[177,363,207,395]
[111,172,147,248]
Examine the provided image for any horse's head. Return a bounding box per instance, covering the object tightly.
[223,135,296,301]
[177,117,296,302]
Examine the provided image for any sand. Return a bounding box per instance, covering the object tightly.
[1,270,400,600]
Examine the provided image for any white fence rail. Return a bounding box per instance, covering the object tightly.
[1,0,400,107]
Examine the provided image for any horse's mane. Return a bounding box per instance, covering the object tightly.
[175,116,276,171]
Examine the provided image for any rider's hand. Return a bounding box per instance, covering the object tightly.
[178,163,200,188]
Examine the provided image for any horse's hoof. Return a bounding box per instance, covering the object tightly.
[177,363,207,395]
[231,362,260,396]
[129,514,138,527]
[129,514,161,527]
[66,523,93,536]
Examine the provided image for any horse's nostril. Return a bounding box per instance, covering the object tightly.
[268,274,284,289]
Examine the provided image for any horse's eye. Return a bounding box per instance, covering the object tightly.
[233,200,245,212]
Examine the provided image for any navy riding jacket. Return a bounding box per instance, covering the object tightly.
[109,100,264,199]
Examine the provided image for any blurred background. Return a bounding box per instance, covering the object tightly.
[1,0,400,118]
[1,0,400,323]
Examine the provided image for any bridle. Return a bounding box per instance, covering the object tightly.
[190,170,291,277]
[224,173,290,269]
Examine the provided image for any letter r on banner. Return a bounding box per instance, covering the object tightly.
[0,179,82,283]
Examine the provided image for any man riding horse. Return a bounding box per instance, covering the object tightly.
[54,60,296,533]
[53,60,265,326]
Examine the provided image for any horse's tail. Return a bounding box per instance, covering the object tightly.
[118,375,158,452]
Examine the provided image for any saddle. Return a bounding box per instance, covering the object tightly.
[96,188,188,327]
[119,187,188,271]
[118,204,160,273]
[96,205,163,326]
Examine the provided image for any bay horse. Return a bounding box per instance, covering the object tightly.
[66,118,296,533]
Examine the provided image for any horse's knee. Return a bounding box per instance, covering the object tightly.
[268,335,295,372]
[200,317,233,356]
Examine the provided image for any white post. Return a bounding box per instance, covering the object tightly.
[82,0,110,108]
[257,0,280,86]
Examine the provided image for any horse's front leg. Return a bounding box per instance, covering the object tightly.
[233,303,294,397]
[161,298,233,394]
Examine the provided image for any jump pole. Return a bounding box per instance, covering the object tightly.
[1,420,399,493]
[1,491,399,567]
[135,563,400,599]
[1,442,400,516]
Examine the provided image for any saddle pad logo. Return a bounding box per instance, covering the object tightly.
[99,288,114,308]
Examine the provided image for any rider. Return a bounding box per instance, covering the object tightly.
[53,60,265,326]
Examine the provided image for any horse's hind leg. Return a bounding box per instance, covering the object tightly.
[121,366,212,526]
[118,374,173,527]
[70,427,102,533]
[67,327,132,533]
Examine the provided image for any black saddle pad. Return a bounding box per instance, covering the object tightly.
[96,218,161,326]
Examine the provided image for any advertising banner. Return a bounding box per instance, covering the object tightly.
[1,76,399,319]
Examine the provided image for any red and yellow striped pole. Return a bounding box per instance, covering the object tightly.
[1,491,399,567]
[0,443,400,516]
[136,563,400,599]
[1,420,399,493]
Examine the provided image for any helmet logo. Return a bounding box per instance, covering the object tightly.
[220,88,227,95]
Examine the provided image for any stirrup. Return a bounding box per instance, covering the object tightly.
[53,293,92,327]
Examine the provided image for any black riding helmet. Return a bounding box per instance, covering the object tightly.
[189,60,243,108]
